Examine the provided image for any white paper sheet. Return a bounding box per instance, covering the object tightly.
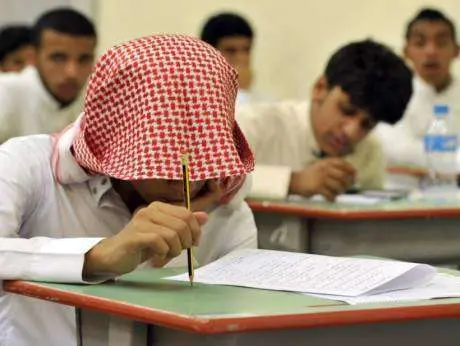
[289,194,381,205]
[166,249,435,297]
[309,273,460,305]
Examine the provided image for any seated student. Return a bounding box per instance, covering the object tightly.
[200,12,263,106]
[0,25,36,72]
[0,8,97,143]
[0,34,256,346]
[376,8,460,171]
[237,40,413,201]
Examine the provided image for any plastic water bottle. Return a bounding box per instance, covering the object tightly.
[423,104,458,195]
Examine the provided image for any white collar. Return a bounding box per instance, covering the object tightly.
[413,74,457,95]
[21,66,62,110]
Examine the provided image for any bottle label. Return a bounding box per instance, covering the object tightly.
[424,135,458,152]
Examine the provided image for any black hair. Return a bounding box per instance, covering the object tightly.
[200,12,253,47]
[32,8,97,46]
[324,39,413,125]
[0,25,33,62]
[405,8,456,41]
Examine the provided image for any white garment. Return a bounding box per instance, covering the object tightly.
[236,100,385,199]
[236,89,273,108]
[0,66,83,143]
[0,132,257,346]
[375,76,460,168]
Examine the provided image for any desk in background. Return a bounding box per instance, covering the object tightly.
[386,165,428,190]
[248,197,460,266]
[4,268,460,346]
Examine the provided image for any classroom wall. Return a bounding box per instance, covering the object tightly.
[96,0,460,100]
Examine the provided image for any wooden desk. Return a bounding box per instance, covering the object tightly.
[4,268,460,346]
[386,165,428,190]
[248,197,460,265]
[387,166,428,178]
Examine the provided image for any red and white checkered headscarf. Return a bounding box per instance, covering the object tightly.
[72,34,254,187]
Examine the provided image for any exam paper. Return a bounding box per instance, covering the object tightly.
[289,194,381,205]
[309,273,460,305]
[166,249,435,297]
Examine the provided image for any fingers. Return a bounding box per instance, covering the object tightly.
[142,209,193,249]
[143,202,203,246]
[86,201,208,277]
[327,158,357,176]
[132,202,208,263]
[151,255,172,268]
[134,225,185,261]
[326,168,354,192]
[316,160,356,201]
[318,186,337,202]
[133,230,170,259]
[193,211,208,225]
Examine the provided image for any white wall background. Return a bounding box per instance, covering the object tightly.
[94,0,460,99]
[0,0,95,25]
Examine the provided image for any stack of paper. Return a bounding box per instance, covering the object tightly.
[289,194,382,205]
[167,249,437,297]
[310,273,460,305]
[308,194,382,205]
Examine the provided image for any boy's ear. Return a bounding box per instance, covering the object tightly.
[311,76,329,102]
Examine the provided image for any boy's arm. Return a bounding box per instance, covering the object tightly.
[0,82,18,144]
[0,140,103,283]
[236,103,293,200]
[353,135,386,190]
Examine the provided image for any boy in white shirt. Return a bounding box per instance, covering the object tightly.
[200,12,264,106]
[0,25,35,72]
[0,8,97,143]
[237,40,413,201]
[376,8,460,173]
[0,34,257,346]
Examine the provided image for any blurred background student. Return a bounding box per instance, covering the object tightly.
[0,25,35,72]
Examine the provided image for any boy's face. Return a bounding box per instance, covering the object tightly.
[36,29,96,106]
[131,179,207,204]
[216,36,252,68]
[404,20,459,89]
[310,78,376,157]
[0,44,36,72]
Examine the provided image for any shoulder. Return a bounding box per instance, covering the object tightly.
[0,67,35,90]
[354,132,383,159]
[0,135,54,171]
[237,99,308,127]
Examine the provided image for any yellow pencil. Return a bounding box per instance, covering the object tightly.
[180,153,194,286]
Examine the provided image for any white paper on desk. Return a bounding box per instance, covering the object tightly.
[309,273,460,305]
[290,194,381,205]
[166,249,435,297]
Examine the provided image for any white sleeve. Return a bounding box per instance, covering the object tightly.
[354,136,385,189]
[0,81,17,144]
[0,237,103,282]
[248,165,292,199]
[375,123,426,167]
[0,140,104,283]
[236,103,265,154]
[236,104,292,200]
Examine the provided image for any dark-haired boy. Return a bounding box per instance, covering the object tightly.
[237,40,413,201]
[376,8,460,174]
[0,8,97,142]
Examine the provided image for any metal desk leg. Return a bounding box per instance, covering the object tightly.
[254,213,307,252]
[76,308,147,346]
[151,318,460,346]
